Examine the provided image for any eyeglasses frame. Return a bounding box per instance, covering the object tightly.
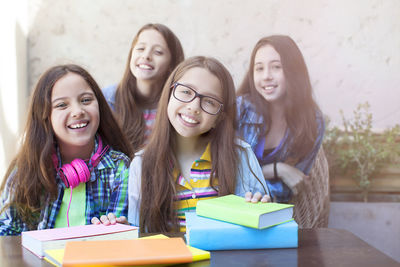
[170,82,224,115]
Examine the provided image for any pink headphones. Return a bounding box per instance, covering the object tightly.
[52,136,109,189]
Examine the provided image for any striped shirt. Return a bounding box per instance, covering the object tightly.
[174,144,218,231]
[128,139,269,232]
[142,109,157,142]
[0,137,130,236]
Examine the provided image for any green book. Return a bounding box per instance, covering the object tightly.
[196,194,294,229]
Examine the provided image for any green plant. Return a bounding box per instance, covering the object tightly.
[324,102,400,202]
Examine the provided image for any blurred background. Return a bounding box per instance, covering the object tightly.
[1,0,399,262]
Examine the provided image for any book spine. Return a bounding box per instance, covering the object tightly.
[187,221,298,250]
[196,201,259,228]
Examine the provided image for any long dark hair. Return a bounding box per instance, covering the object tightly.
[0,64,132,227]
[238,35,320,161]
[114,23,184,152]
[139,56,239,232]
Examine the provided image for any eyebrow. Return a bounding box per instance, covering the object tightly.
[135,42,166,50]
[181,83,222,100]
[255,59,281,65]
[51,91,95,104]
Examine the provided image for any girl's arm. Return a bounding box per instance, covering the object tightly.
[235,140,271,202]
[262,162,308,196]
[92,152,143,226]
[0,175,29,235]
[294,111,326,175]
[106,158,130,217]
[92,151,130,225]
[262,112,325,200]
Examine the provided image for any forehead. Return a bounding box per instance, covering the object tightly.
[51,72,93,99]
[254,44,281,63]
[135,29,168,48]
[177,67,222,99]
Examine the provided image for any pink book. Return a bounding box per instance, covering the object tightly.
[21,223,138,258]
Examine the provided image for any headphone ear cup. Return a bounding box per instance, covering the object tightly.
[59,163,78,188]
[71,159,91,184]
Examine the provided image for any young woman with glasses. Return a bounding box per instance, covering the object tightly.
[93,57,270,232]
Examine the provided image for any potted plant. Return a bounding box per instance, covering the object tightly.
[324,102,400,202]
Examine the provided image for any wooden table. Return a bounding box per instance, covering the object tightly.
[0,228,398,266]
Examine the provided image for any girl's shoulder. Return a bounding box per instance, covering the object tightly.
[101,84,117,110]
[106,148,131,165]
[236,94,263,125]
[102,84,117,96]
[236,94,254,109]
[314,108,326,132]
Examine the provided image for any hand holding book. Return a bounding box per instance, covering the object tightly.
[91,213,128,226]
[244,191,271,203]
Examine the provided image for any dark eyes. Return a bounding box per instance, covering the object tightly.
[135,47,164,55]
[81,97,93,104]
[55,102,67,109]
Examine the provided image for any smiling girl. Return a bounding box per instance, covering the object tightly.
[237,35,325,204]
[94,57,270,232]
[0,64,132,235]
[103,23,184,152]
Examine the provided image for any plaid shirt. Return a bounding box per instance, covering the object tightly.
[0,138,130,236]
[236,95,325,203]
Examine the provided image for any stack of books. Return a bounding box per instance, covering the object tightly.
[186,194,298,250]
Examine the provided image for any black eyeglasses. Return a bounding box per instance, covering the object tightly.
[171,83,223,115]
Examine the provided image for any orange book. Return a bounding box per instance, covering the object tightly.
[62,237,193,266]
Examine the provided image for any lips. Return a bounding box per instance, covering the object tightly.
[137,63,154,70]
[180,114,199,124]
[68,121,89,129]
[261,84,277,94]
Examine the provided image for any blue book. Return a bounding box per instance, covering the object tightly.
[185,212,298,250]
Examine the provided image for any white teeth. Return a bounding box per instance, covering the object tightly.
[70,122,88,129]
[138,64,152,70]
[263,86,276,90]
[181,114,198,124]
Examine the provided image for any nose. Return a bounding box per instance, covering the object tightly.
[263,68,272,80]
[142,49,152,60]
[187,96,201,114]
[71,103,85,118]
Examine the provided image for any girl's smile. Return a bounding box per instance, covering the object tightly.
[253,44,287,103]
[50,72,100,159]
[130,29,171,83]
[167,67,222,140]
[179,113,200,126]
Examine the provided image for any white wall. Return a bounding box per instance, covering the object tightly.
[0,1,28,183]
[26,0,400,130]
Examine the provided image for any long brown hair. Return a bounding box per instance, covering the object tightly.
[140,56,239,232]
[114,23,184,152]
[0,64,132,227]
[238,35,320,161]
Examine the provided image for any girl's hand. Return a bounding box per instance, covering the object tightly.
[91,213,128,225]
[267,162,308,195]
[244,191,271,203]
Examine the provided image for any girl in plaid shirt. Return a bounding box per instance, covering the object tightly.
[0,64,132,235]
[237,35,325,203]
